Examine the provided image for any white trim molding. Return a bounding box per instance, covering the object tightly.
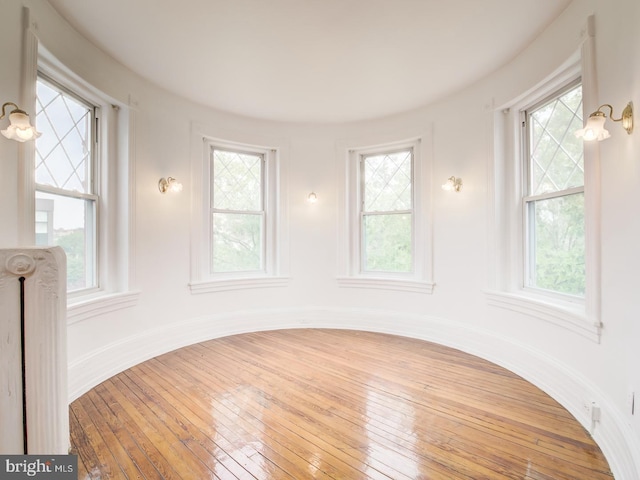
[67,290,140,325]
[487,18,602,341]
[336,130,435,292]
[485,290,601,342]
[336,276,435,294]
[189,276,289,294]
[189,123,290,291]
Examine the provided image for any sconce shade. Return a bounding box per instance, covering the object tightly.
[307,192,318,204]
[0,103,41,142]
[574,113,610,141]
[158,177,183,194]
[442,176,463,192]
[575,102,633,141]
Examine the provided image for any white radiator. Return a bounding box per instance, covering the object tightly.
[0,247,69,454]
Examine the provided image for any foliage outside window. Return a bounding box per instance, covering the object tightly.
[210,147,265,274]
[523,81,585,297]
[34,75,98,292]
[360,149,413,273]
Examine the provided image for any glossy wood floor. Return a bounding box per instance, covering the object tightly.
[69,329,613,479]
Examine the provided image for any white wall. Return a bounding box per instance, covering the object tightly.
[1,0,639,477]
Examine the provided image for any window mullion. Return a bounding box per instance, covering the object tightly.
[35,184,99,202]
[362,209,412,216]
[524,186,584,203]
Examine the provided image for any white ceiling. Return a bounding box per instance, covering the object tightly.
[48,0,571,123]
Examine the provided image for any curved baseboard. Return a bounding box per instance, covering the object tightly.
[67,306,640,480]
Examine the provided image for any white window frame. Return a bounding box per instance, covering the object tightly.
[487,32,602,342]
[19,23,138,321]
[521,78,585,300]
[359,147,415,275]
[208,144,268,276]
[189,129,289,294]
[338,136,434,294]
[35,73,100,295]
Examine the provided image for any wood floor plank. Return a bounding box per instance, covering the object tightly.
[203,333,563,479]
[234,330,604,476]
[150,349,390,479]
[69,329,614,479]
[193,339,499,479]
[123,366,298,480]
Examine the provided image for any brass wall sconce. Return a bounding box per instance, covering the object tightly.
[442,176,463,192]
[1,102,41,142]
[307,192,318,204]
[158,177,183,194]
[575,102,634,141]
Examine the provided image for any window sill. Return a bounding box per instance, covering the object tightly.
[67,290,141,325]
[189,276,290,294]
[485,290,601,342]
[337,276,435,294]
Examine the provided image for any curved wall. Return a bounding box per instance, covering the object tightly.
[0,0,639,478]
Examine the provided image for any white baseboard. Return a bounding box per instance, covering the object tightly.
[67,306,640,480]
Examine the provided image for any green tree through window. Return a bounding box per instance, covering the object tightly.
[524,81,585,297]
[361,149,413,273]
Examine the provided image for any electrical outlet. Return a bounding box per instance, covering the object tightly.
[581,400,601,423]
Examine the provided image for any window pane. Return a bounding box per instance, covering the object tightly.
[529,84,583,195]
[35,79,93,193]
[363,150,412,212]
[212,213,263,273]
[212,149,262,211]
[528,193,585,297]
[363,213,412,273]
[35,191,96,292]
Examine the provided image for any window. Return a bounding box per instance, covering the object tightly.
[488,36,600,341]
[338,137,433,293]
[34,75,98,293]
[187,133,288,294]
[210,147,265,274]
[360,149,413,273]
[522,81,585,298]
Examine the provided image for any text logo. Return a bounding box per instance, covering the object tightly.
[1,455,76,479]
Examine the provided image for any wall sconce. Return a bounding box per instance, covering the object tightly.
[158,177,183,194]
[1,102,41,142]
[575,102,633,141]
[442,176,462,192]
[307,192,318,204]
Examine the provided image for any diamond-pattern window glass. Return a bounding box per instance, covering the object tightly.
[35,79,93,194]
[212,149,262,211]
[363,150,412,212]
[361,148,413,274]
[34,76,98,293]
[528,84,583,196]
[210,147,265,274]
[524,81,585,298]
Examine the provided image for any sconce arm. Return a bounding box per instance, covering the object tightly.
[1,102,26,120]
[595,103,633,123]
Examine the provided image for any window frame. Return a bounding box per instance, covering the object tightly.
[18,18,138,322]
[338,136,434,294]
[487,46,602,342]
[209,145,267,275]
[35,73,101,295]
[189,131,288,294]
[359,147,415,275]
[520,78,586,301]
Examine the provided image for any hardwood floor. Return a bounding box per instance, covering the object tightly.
[69,329,614,479]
